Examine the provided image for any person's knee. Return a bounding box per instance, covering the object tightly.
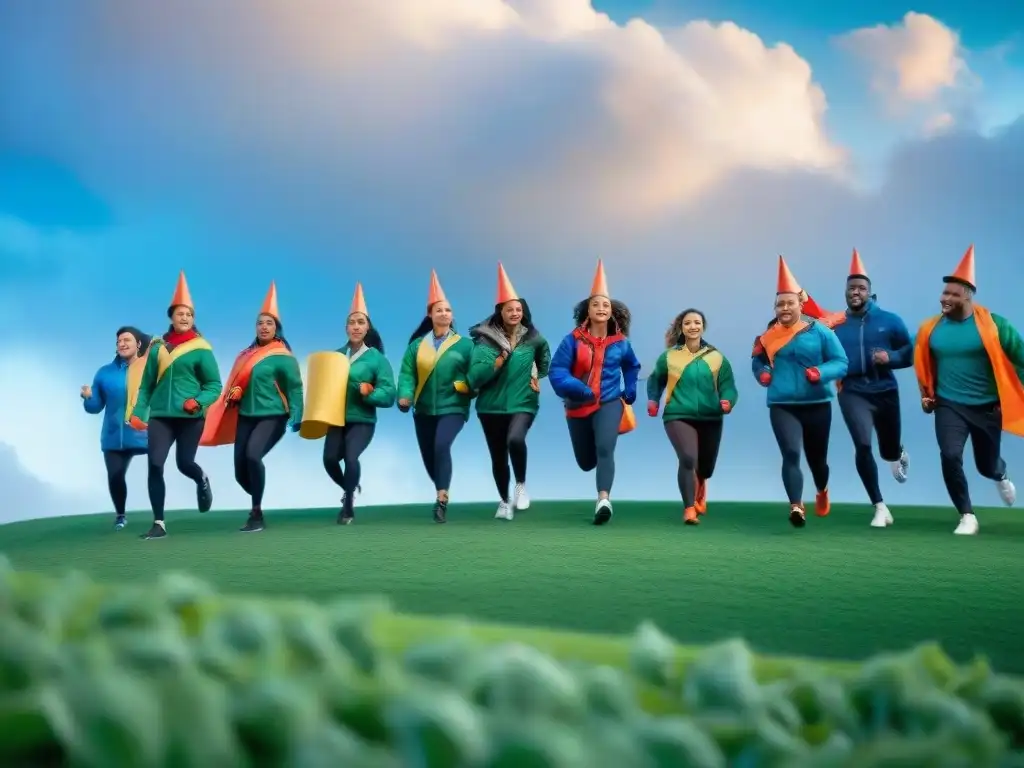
[780,447,801,465]
[507,432,527,453]
[244,449,264,469]
[939,447,963,465]
[679,452,697,471]
[853,440,873,458]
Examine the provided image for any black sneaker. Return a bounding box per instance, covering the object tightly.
[240,514,264,533]
[197,476,213,513]
[114,515,126,530]
[141,522,166,539]
[432,499,448,524]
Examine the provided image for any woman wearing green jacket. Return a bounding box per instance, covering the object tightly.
[646,308,738,525]
[128,271,223,540]
[397,270,473,523]
[324,283,396,524]
[468,264,551,520]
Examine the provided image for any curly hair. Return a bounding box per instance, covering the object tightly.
[663,308,707,348]
[572,298,632,337]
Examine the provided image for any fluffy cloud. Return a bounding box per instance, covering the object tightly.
[0,0,842,238]
[836,12,972,128]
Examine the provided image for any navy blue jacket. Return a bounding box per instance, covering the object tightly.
[830,301,913,395]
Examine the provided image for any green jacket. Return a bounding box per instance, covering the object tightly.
[467,322,551,415]
[339,344,397,424]
[397,332,474,419]
[647,343,738,421]
[132,336,223,421]
[238,352,304,426]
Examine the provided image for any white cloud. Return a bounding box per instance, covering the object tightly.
[0,0,844,233]
[837,12,969,107]
[0,350,495,525]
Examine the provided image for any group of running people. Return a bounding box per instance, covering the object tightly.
[80,248,1023,539]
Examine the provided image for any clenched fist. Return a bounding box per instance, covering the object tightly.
[80,385,92,400]
[359,382,374,397]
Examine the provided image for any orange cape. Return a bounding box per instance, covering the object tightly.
[201,341,292,446]
[914,306,1024,436]
[759,321,809,366]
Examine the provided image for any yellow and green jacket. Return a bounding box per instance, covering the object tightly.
[647,342,738,420]
[131,335,223,421]
[398,331,474,419]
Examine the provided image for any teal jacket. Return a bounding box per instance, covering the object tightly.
[751,318,849,406]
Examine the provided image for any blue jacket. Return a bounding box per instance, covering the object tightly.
[751,319,849,406]
[549,327,642,417]
[83,357,149,453]
[830,301,912,395]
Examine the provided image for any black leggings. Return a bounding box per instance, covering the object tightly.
[663,419,724,507]
[323,423,376,507]
[103,449,143,516]
[147,417,206,521]
[769,403,832,504]
[413,414,465,493]
[479,413,535,502]
[234,415,287,508]
[566,399,622,494]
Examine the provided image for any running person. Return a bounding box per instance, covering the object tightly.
[81,326,152,530]
[324,283,396,524]
[128,271,223,539]
[752,256,849,527]
[200,282,304,532]
[914,245,1023,535]
[397,270,474,523]
[468,263,551,520]
[830,250,913,528]
[548,260,641,525]
[647,308,738,525]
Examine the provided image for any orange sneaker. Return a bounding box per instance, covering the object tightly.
[695,478,707,515]
[814,489,831,517]
[789,503,806,528]
[683,506,699,525]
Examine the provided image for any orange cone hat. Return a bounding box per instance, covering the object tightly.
[590,259,610,298]
[349,282,369,318]
[943,244,976,291]
[426,269,448,312]
[168,270,194,312]
[259,281,280,320]
[776,256,802,295]
[849,249,869,280]
[495,263,519,305]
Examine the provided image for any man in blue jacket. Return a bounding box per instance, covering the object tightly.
[81,326,151,530]
[831,251,913,528]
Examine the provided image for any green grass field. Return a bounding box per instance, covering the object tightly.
[3,500,1022,673]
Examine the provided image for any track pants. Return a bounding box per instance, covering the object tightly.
[566,399,622,494]
[769,403,832,505]
[234,414,287,508]
[479,412,535,502]
[146,417,206,521]
[838,389,904,505]
[663,419,724,508]
[934,399,1006,516]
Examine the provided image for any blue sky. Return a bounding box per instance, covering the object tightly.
[1,0,1023,523]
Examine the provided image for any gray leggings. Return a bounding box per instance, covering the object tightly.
[566,399,623,494]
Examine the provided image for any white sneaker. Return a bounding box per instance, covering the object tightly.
[495,501,513,520]
[891,449,909,483]
[513,483,530,510]
[954,513,979,535]
[870,503,893,528]
[593,498,613,526]
[997,476,1016,506]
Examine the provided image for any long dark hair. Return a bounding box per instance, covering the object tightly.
[471,298,537,339]
[408,312,457,346]
[572,298,632,337]
[245,315,291,351]
[664,308,708,348]
[360,324,386,354]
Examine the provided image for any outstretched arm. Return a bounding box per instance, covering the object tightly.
[816,325,849,383]
[547,335,591,400]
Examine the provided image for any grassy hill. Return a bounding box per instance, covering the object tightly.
[2,500,1022,672]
